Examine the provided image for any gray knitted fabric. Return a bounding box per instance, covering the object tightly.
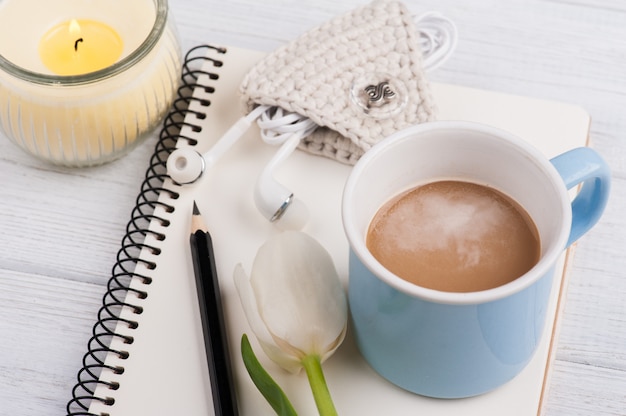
[240,0,437,165]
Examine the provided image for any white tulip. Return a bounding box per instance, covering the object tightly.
[234,231,348,374]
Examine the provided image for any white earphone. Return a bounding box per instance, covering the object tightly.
[167,105,268,185]
[166,11,457,230]
[166,105,315,229]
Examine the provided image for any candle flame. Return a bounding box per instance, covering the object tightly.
[69,19,81,35]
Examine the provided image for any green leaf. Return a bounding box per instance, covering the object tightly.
[241,334,298,416]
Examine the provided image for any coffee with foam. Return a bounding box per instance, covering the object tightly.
[366,180,541,292]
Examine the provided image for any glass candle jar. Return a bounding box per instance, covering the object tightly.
[0,0,182,166]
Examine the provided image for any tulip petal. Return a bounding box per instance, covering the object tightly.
[249,231,347,359]
[234,263,303,373]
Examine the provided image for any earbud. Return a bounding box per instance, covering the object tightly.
[166,147,205,185]
[253,133,309,230]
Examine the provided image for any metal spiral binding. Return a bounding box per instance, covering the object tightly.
[66,45,225,416]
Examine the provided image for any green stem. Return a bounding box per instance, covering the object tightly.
[301,354,338,416]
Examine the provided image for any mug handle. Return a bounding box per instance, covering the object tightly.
[550,147,611,248]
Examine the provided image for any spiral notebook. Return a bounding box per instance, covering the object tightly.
[66,44,590,416]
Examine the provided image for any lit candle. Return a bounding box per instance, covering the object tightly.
[0,0,181,166]
[39,19,124,75]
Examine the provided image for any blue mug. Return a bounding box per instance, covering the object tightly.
[342,121,610,398]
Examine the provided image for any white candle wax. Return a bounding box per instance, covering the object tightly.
[0,0,181,166]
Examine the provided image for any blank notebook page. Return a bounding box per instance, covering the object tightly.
[88,46,589,416]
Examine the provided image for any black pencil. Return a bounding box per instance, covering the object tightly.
[189,201,238,416]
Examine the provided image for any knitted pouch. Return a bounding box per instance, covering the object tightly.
[240,0,437,165]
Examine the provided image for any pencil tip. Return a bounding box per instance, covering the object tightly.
[191,201,208,233]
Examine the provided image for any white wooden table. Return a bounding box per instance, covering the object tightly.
[0,1,624,415]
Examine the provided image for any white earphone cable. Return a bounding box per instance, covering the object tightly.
[256,106,318,146]
[416,11,458,72]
